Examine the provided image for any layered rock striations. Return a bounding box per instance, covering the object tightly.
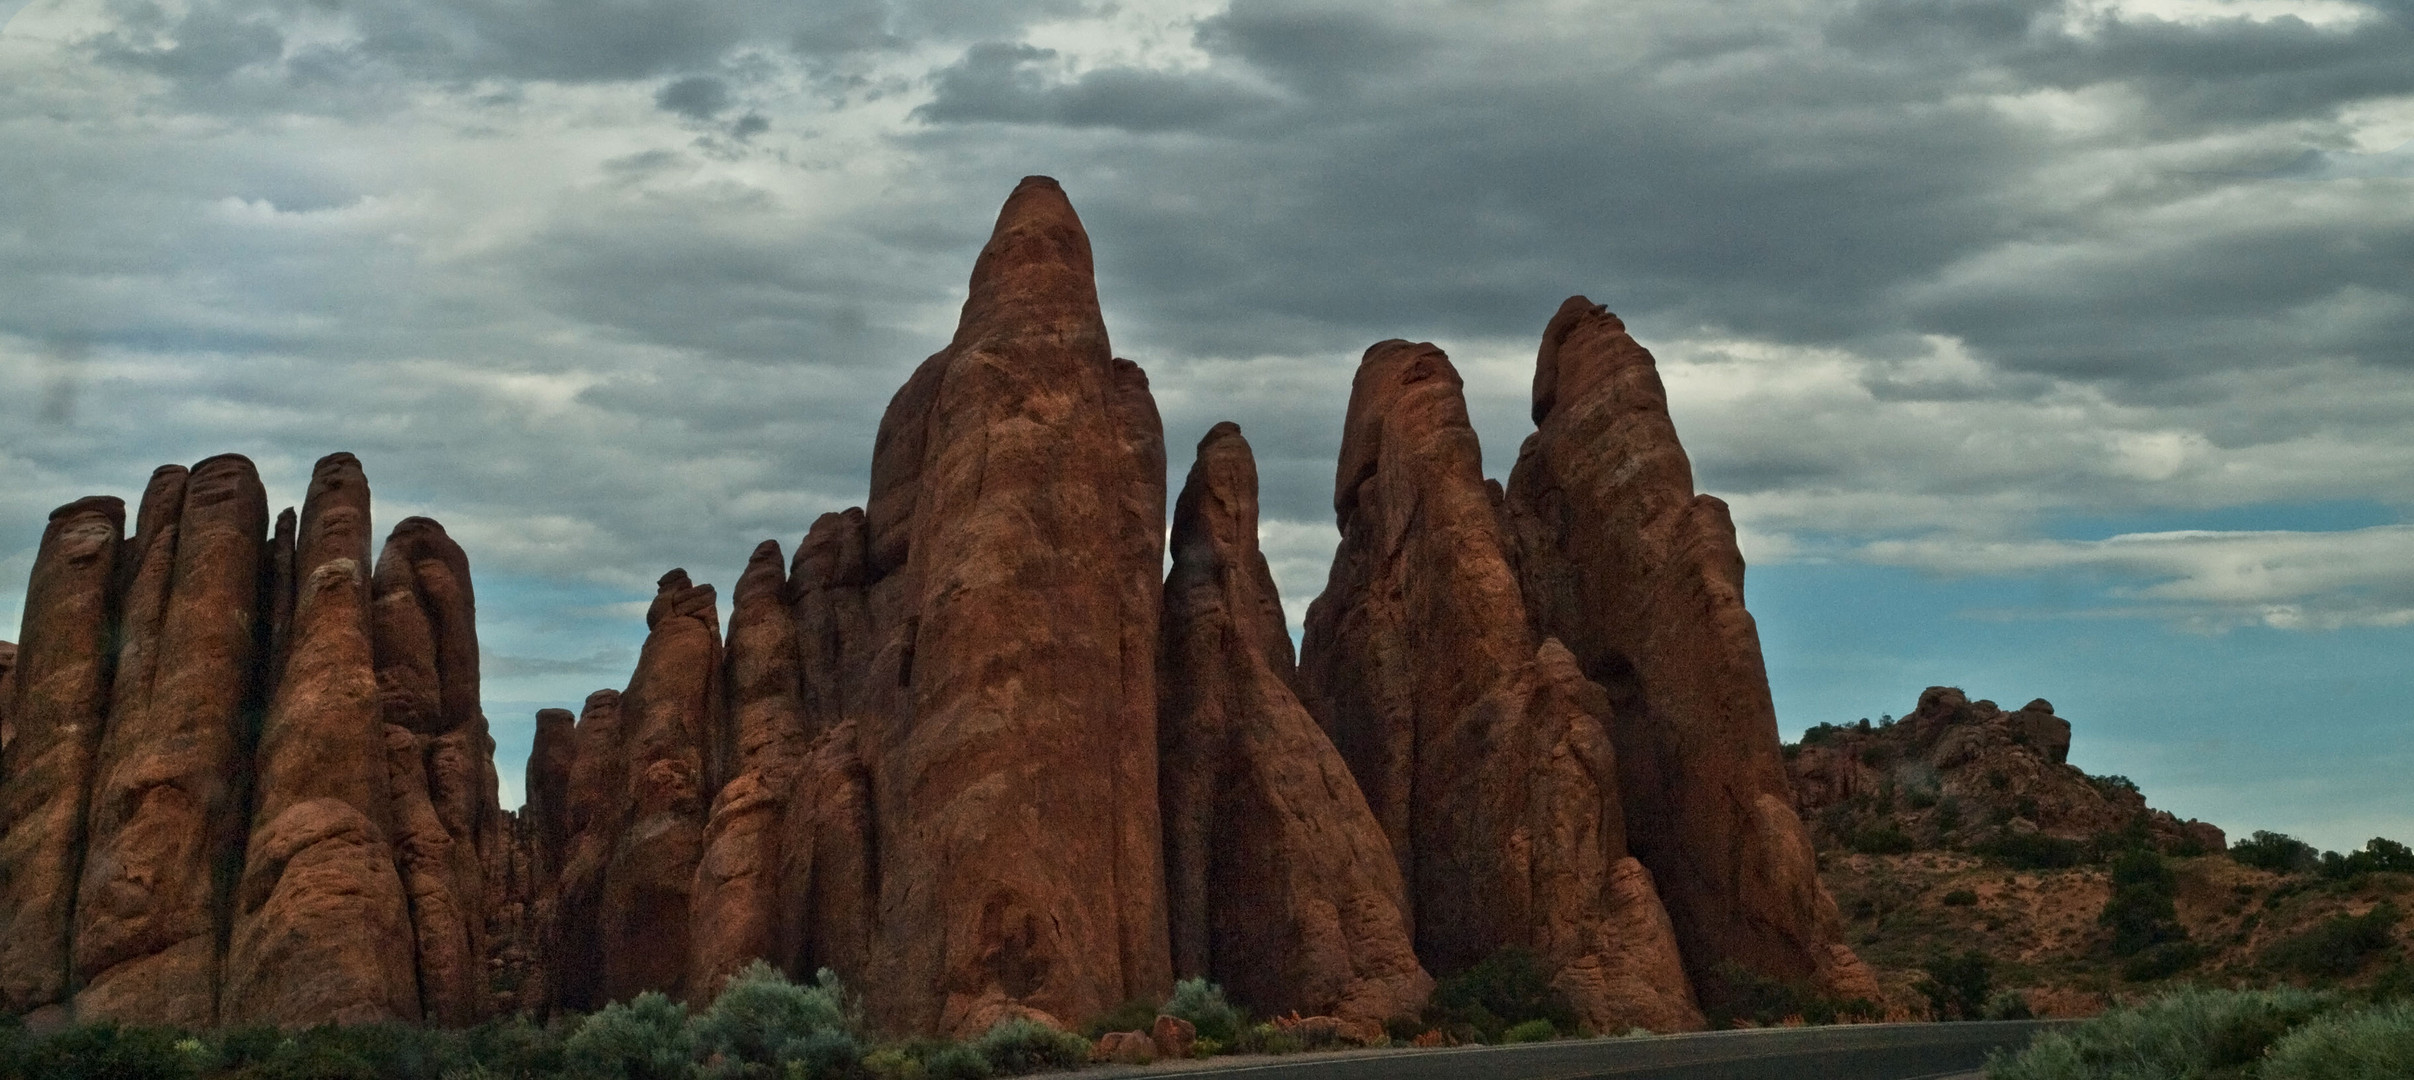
[1501,299,1876,1005]
[1298,341,1702,1033]
[1159,422,1431,1030]
[4,179,1865,1037]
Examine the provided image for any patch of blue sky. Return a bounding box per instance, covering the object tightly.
[2039,499,2404,542]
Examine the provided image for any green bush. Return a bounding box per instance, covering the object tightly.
[253,1023,456,1080]
[564,992,698,1080]
[919,1043,991,1080]
[2102,849,2189,958]
[2121,941,2208,982]
[2235,831,2324,875]
[1975,830,2085,870]
[1983,991,2034,1021]
[1427,947,1577,1041]
[1985,986,2335,1080]
[1942,889,1979,907]
[692,962,856,1069]
[2262,999,2414,1079]
[2266,904,2403,978]
[14,1022,199,1080]
[1231,1022,1303,1055]
[969,1018,1086,1075]
[1916,950,1993,1021]
[1849,823,1915,855]
[1162,977,1244,1044]
[1501,1019,1555,1043]
[779,1028,863,1080]
[2321,838,2414,881]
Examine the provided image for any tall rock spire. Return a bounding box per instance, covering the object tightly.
[222,453,419,1025]
[1159,422,1432,1031]
[75,454,267,1026]
[1300,340,1702,1033]
[1503,297,1876,1004]
[857,176,1173,1035]
[0,497,123,1016]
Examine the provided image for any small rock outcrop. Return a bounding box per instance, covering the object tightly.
[1299,340,1702,1033]
[1158,422,1432,1028]
[1503,299,1876,1005]
[1787,688,2226,855]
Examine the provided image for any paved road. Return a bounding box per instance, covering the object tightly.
[1099,1021,2069,1080]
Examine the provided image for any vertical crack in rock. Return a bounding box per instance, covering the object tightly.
[1502,298,1876,1005]
[1300,341,1702,1033]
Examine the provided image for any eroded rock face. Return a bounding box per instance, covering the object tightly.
[373,517,503,1025]
[224,453,419,1026]
[1159,422,1431,1028]
[1299,341,1701,1033]
[76,454,267,1027]
[856,176,1172,1035]
[1502,298,1874,1005]
[0,641,20,751]
[0,497,124,1015]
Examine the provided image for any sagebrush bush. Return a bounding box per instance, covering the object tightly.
[1162,977,1243,1044]
[1502,1019,1555,1044]
[564,991,697,1080]
[1427,946,1577,1041]
[2261,999,2414,1079]
[1985,986,2334,1080]
[968,1018,1086,1075]
[692,961,857,1069]
[10,1020,199,1080]
[1916,950,1993,1021]
[777,1027,861,1080]
[2266,904,2402,978]
[918,1043,991,1080]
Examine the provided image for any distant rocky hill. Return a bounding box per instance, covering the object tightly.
[1788,687,2224,861]
[0,177,1867,1036]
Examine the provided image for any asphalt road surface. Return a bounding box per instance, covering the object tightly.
[1099,1021,2070,1080]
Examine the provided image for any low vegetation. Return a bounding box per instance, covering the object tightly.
[1987,986,2414,1079]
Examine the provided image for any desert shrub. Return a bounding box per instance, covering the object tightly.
[918,1044,991,1080]
[858,1047,918,1080]
[1695,960,1872,1028]
[2266,904,2403,978]
[1427,946,1578,1041]
[1985,986,2334,1080]
[1916,950,1993,1021]
[693,962,856,1070]
[2239,832,2333,875]
[2102,849,2189,958]
[1162,977,1243,1044]
[2262,999,2414,1079]
[1849,822,1915,855]
[564,992,697,1080]
[969,1018,1086,1075]
[1079,998,1157,1039]
[10,1022,198,1080]
[2121,942,2208,982]
[253,1023,456,1080]
[452,1016,569,1080]
[1942,889,1979,907]
[1502,1019,1556,1043]
[2322,838,2414,881]
[2090,774,2140,798]
[778,1028,863,1080]
[1975,830,2084,870]
[1231,1022,1302,1055]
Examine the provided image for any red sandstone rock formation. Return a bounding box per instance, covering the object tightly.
[853,175,1172,1035]
[550,688,625,1012]
[1299,340,1702,1033]
[775,512,879,988]
[76,454,266,1026]
[223,453,419,1026]
[0,641,16,751]
[1502,298,1874,1004]
[1158,422,1432,1027]
[373,517,504,1025]
[0,497,123,1016]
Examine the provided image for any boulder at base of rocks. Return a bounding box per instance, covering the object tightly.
[1092,1031,1155,1065]
[1150,1013,1197,1059]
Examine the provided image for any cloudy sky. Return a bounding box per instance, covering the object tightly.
[2,0,2408,848]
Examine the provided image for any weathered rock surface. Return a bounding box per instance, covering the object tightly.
[373,517,503,1025]
[1787,688,2225,855]
[0,497,123,1015]
[0,641,19,751]
[853,175,1172,1035]
[1299,340,1701,1033]
[1502,298,1875,1005]
[224,453,419,1026]
[1158,422,1431,1027]
[76,454,266,1026]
